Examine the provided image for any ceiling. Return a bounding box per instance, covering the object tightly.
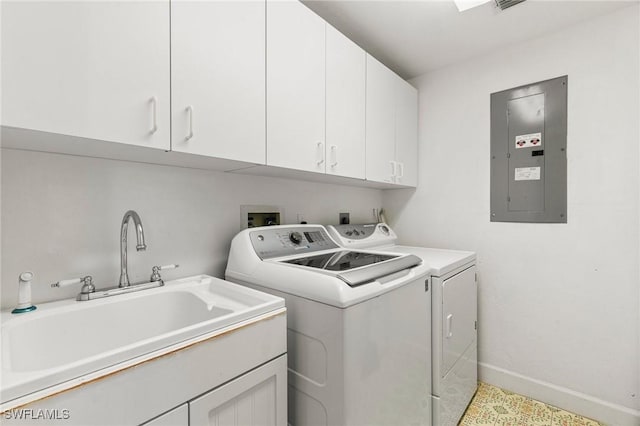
[302,0,637,79]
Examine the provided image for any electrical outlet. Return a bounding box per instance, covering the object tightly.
[339,212,350,225]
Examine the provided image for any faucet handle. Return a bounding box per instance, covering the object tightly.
[150,264,179,283]
[52,278,81,288]
[52,276,95,294]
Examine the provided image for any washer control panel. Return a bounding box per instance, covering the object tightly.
[250,226,339,260]
[327,223,397,249]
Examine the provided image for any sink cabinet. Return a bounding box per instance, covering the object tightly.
[189,356,287,426]
[143,404,188,426]
[142,356,286,426]
[0,308,287,426]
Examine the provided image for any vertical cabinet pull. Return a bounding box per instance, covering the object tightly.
[397,162,404,181]
[446,314,453,338]
[330,145,338,167]
[149,96,158,134]
[316,142,325,165]
[389,160,396,182]
[185,106,194,141]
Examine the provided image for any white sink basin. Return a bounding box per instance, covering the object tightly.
[0,275,284,406]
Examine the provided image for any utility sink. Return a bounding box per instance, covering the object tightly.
[0,275,285,407]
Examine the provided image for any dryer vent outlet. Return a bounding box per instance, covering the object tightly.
[339,213,350,225]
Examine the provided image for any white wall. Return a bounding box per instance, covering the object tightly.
[0,149,382,309]
[384,5,640,424]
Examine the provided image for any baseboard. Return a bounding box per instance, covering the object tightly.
[479,362,640,426]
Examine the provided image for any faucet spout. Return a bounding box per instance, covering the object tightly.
[119,210,146,287]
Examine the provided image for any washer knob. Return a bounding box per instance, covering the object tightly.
[379,225,390,235]
[289,231,303,244]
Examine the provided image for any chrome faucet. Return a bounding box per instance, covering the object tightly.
[119,210,146,287]
[50,210,180,301]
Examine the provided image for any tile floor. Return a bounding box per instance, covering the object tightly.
[459,382,606,426]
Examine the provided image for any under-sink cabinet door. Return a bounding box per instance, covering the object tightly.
[142,404,188,426]
[189,355,287,426]
[171,0,265,164]
[1,1,170,150]
[266,0,326,173]
[325,25,366,179]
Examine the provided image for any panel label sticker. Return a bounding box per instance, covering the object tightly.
[514,167,541,181]
[515,132,542,149]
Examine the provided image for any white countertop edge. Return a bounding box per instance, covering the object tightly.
[0,307,286,413]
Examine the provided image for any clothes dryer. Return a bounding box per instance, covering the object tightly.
[327,223,477,426]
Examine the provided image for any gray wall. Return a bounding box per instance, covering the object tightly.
[1,148,382,308]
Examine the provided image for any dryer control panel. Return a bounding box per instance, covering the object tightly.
[327,223,397,249]
[250,226,339,260]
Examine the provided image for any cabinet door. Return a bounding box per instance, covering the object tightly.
[1,1,170,150]
[365,55,397,184]
[266,0,325,173]
[171,1,265,164]
[325,25,366,179]
[395,79,418,187]
[189,355,287,426]
[142,404,188,426]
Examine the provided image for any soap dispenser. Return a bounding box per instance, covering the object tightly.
[12,271,37,314]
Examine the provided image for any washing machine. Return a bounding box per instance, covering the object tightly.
[225,224,433,426]
[327,223,477,426]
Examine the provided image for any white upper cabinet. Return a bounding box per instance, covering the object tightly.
[395,79,419,187]
[2,0,418,188]
[1,1,170,150]
[171,1,265,164]
[365,54,418,187]
[365,55,398,184]
[325,25,366,180]
[266,0,326,173]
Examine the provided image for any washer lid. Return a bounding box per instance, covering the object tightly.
[281,251,422,287]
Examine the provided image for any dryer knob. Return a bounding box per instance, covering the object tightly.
[289,231,303,245]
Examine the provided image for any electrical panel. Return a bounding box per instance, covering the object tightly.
[490,76,567,223]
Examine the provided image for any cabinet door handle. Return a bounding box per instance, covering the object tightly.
[390,160,396,182]
[185,106,194,141]
[149,96,158,134]
[330,145,338,167]
[446,314,453,338]
[316,142,325,165]
[397,161,404,181]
